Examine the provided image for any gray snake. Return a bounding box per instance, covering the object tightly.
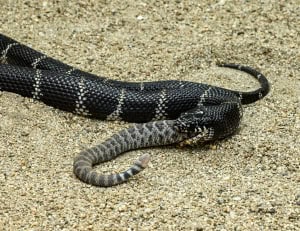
[0,34,270,187]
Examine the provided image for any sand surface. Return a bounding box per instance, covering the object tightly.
[0,1,299,230]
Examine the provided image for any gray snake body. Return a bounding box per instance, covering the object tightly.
[0,34,270,187]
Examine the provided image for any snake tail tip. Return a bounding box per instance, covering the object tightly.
[137,154,151,168]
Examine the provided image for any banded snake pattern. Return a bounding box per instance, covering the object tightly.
[0,34,269,187]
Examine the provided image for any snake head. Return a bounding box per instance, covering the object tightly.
[174,107,213,135]
[175,101,242,142]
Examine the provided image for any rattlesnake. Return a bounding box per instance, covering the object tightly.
[0,34,269,186]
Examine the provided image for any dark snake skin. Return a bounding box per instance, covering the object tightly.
[0,34,270,187]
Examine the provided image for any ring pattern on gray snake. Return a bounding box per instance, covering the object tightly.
[0,33,270,187]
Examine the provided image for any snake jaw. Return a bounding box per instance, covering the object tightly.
[174,107,210,135]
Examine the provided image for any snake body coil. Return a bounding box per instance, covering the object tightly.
[0,34,269,186]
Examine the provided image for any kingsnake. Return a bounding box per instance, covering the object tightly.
[0,34,269,187]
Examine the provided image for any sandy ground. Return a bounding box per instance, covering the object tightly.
[0,1,299,230]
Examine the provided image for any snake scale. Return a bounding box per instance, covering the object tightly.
[0,33,269,187]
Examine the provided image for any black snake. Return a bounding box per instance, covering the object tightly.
[0,34,270,187]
